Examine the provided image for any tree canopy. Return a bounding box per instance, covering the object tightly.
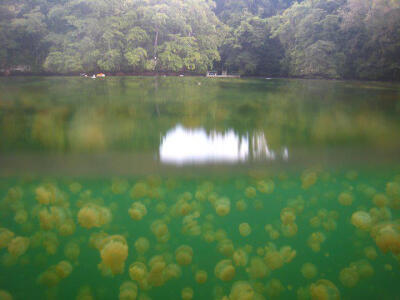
[0,0,399,80]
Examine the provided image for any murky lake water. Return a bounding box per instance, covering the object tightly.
[0,77,399,300]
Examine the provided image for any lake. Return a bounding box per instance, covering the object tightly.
[0,76,399,300]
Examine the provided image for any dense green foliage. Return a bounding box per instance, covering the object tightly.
[0,0,399,79]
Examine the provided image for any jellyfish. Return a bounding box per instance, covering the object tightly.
[147,255,167,287]
[280,208,296,225]
[175,245,193,266]
[266,279,285,298]
[217,239,234,257]
[8,236,30,257]
[164,263,182,281]
[236,199,247,211]
[0,228,14,249]
[195,270,208,284]
[310,279,340,300]
[301,263,317,279]
[130,182,148,199]
[373,194,388,208]
[351,211,372,231]
[264,251,283,271]
[245,187,257,198]
[307,232,325,252]
[215,259,235,281]
[181,287,194,300]
[301,170,317,189]
[0,290,13,300]
[64,242,80,262]
[215,198,231,217]
[229,281,254,300]
[99,235,128,275]
[119,281,138,300]
[35,186,53,205]
[239,223,251,237]
[372,222,400,254]
[134,237,150,255]
[129,262,148,281]
[78,204,111,229]
[14,209,28,225]
[338,192,353,206]
[280,246,296,263]
[364,246,377,260]
[76,286,94,300]
[350,260,374,279]
[151,220,170,243]
[339,266,359,287]
[233,249,248,267]
[129,202,147,221]
[55,261,73,279]
[247,257,269,279]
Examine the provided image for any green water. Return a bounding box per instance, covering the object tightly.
[0,77,400,300]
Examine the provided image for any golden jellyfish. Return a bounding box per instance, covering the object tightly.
[99,235,128,275]
[245,187,257,198]
[372,222,400,254]
[338,192,353,206]
[164,263,182,281]
[229,281,254,300]
[130,182,148,199]
[280,208,296,225]
[301,170,317,189]
[77,204,111,229]
[236,199,247,211]
[175,245,193,266]
[147,255,167,287]
[280,246,296,263]
[339,266,359,287]
[364,246,377,260]
[247,257,269,279]
[264,251,283,271]
[14,209,28,224]
[134,237,150,255]
[266,279,285,298]
[69,182,82,194]
[0,228,14,249]
[257,180,275,194]
[264,225,280,240]
[0,290,13,300]
[281,223,298,237]
[37,268,61,287]
[350,260,374,279]
[76,286,94,300]
[129,202,147,221]
[217,239,235,257]
[42,232,59,255]
[35,186,53,205]
[373,194,388,208]
[215,197,231,216]
[386,181,400,198]
[129,262,148,281]
[233,249,248,267]
[351,211,372,231]
[307,232,325,252]
[119,281,138,300]
[310,279,340,300]
[64,242,80,262]
[215,259,236,281]
[8,237,29,257]
[151,220,169,243]
[55,260,73,279]
[181,287,194,300]
[301,263,318,279]
[195,270,208,284]
[239,223,251,237]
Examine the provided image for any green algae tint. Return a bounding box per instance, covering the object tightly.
[0,77,400,300]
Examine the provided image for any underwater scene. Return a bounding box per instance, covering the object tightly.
[0,77,400,300]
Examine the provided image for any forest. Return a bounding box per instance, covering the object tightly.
[0,0,399,80]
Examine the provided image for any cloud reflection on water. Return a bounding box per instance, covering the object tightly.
[160,125,289,165]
